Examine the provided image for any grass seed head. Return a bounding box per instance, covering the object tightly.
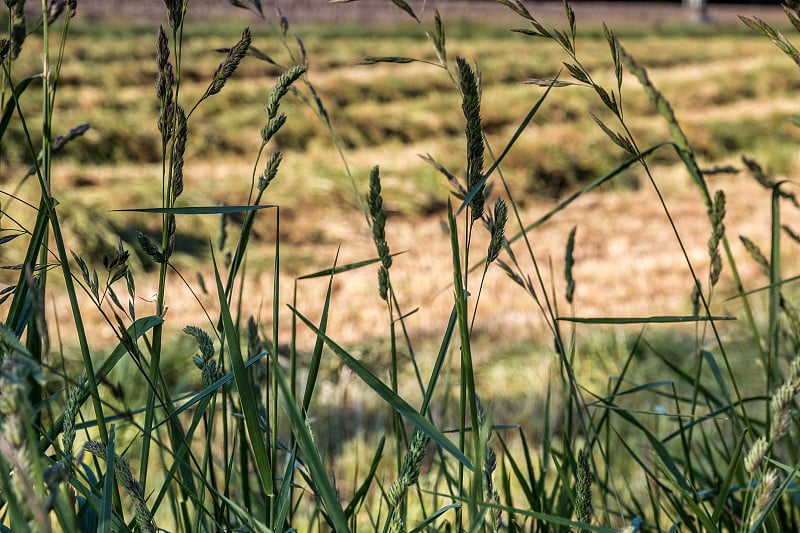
[576,448,594,529]
[61,373,88,477]
[208,28,251,97]
[750,469,779,529]
[457,56,486,221]
[265,65,306,120]
[708,190,725,286]
[166,214,176,258]
[485,198,508,264]
[7,0,25,60]
[136,231,165,264]
[260,113,286,143]
[84,441,157,533]
[259,151,282,192]
[47,0,65,24]
[367,166,392,300]
[164,0,183,29]
[564,226,577,303]
[745,436,768,474]
[172,105,187,199]
[740,235,770,276]
[387,427,431,518]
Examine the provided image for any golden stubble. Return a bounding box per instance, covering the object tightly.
[38,156,800,365]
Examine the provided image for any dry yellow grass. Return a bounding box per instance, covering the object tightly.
[36,152,800,362]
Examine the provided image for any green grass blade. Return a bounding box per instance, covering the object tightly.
[6,197,51,333]
[711,432,746,524]
[699,349,735,412]
[557,315,734,324]
[344,436,385,518]
[408,503,461,532]
[0,75,40,142]
[297,251,406,280]
[273,445,297,530]
[497,433,538,511]
[604,406,692,493]
[446,199,482,517]
[422,490,619,532]
[98,426,116,533]
[38,315,163,453]
[271,349,350,532]
[113,204,276,215]
[768,183,784,394]
[158,351,267,423]
[291,305,473,470]
[421,305,457,416]
[301,250,338,414]
[655,459,720,532]
[212,250,274,497]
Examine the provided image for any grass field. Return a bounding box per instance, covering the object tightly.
[4,1,800,530]
[3,13,799,349]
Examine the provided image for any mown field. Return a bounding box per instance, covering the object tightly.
[3,14,799,347]
[4,2,800,530]
[3,4,800,437]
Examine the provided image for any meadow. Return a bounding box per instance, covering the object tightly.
[3,0,800,531]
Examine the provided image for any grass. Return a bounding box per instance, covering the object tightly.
[3,0,800,531]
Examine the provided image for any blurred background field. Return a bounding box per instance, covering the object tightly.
[3,1,800,497]
[3,3,798,336]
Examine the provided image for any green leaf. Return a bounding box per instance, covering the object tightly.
[712,432,746,524]
[212,250,274,496]
[113,204,276,215]
[344,437,385,518]
[98,428,116,533]
[0,75,40,143]
[297,251,406,280]
[359,56,417,65]
[421,305,457,416]
[301,251,337,415]
[271,350,350,531]
[557,315,734,324]
[291,305,474,470]
[408,503,462,532]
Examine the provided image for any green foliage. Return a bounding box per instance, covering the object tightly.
[3,1,800,532]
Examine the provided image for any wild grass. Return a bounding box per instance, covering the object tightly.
[3,0,800,531]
